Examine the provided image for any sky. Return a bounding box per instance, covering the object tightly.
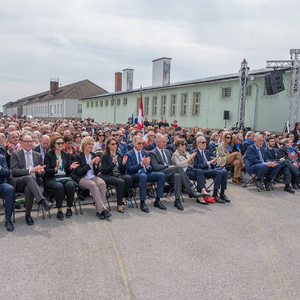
[1,0,299,111]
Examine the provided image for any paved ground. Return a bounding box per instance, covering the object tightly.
[1,178,300,300]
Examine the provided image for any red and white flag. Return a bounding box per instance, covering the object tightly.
[137,92,144,132]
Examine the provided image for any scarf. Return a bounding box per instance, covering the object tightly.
[245,139,254,145]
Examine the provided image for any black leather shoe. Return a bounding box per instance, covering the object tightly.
[256,180,264,190]
[97,212,105,219]
[140,201,149,213]
[39,199,53,211]
[25,214,34,225]
[189,191,204,198]
[5,220,14,231]
[102,210,112,219]
[154,199,167,210]
[284,185,295,193]
[57,211,64,220]
[14,202,21,209]
[220,194,230,203]
[292,184,299,190]
[66,209,72,218]
[174,199,184,210]
[214,196,225,203]
[197,199,208,205]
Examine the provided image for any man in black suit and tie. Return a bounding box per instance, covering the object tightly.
[32,134,50,163]
[149,134,202,210]
[192,136,230,203]
[245,134,281,191]
[126,136,166,212]
[10,134,53,225]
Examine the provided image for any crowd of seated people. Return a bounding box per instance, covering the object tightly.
[1,115,300,232]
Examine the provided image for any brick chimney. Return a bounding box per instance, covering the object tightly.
[115,72,122,92]
[50,78,59,94]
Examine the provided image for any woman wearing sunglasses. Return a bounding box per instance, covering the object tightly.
[216,132,244,185]
[44,134,79,220]
[73,136,111,219]
[93,130,106,152]
[73,132,82,150]
[100,137,131,213]
[171,138,210,205]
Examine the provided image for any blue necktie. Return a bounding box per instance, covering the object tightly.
[138,152,146,173]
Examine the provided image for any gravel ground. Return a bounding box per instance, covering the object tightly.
[1,178,300,300]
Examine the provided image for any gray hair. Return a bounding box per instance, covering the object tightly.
[155,133,163,142]
[196,136,206,143]
[254,134,263,141]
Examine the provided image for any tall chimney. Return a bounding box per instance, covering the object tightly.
[50,77,59,94]
[115,72,122,92]
[152,57,172,86]
[122,69,134,91]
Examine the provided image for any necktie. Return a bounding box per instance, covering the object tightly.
[201,151,211,170]
[43,149,46,156]
[137,152,146,173]
[258,148,263,162]
[161,150,168,166]
[26,152,35,177]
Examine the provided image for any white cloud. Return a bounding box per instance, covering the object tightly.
[39,33,70,46]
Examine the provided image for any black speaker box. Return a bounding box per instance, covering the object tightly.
[223,110,230,120]
[265,71,285,95]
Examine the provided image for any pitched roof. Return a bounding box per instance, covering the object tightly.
[4,79,108,108]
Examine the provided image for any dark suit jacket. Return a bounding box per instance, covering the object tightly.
[73,152,100,183]
[125,149,152,175]
[100,152,126,181]
[149,148,172,172]
[0,145,14,169]
[0,154,10,183]
[192,148,215,170]
[244,144,269,173]
[166,143,176,156]
[265,147,281,162]
[147,142,156,151]
[44,151,72,184]
[10,149,44,188]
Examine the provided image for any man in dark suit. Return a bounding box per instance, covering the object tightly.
[0,131,20,169]
[32,134,50,162]
[0,154,15,231]
[166,132,183,156]
[149,134,202,211]
[192,136,229,203]
[10,134,53,225]
[147,141,156,151]
[126,136,166,212]
[265,136,297,193]
[245,134,281,190]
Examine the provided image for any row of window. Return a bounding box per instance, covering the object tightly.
[86,98,127,108]
[24,104,82,116]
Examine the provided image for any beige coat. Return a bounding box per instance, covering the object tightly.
[216,142,228,168]
[171,149,193,172]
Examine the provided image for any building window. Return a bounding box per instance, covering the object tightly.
[117,99,120,105]
[86,102,89,108]
[91,101,94,108]
[105,100,108,106]
[57,105,60,114]
[123,98,127,105]
[144,97,149,115]
[222,87,231,98]
[95,101,98,107]
[193,92,200,115]
[170,95,177,115]
[246,85,252,96]
[181,94,188,115]
[78,104,82,114]
[111,99,115,106]
[161,96,167,115]
[54,105,56,114]
[152,97,158,115]
[100,101,103,107]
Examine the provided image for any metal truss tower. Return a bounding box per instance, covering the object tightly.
[266,49,300,132]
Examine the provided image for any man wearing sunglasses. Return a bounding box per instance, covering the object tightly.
[126,136,166,213]
[192,136,230,203]
[149,134,203,210]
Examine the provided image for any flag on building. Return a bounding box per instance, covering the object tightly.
[137,92,144,131]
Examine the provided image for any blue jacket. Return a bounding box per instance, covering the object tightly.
[192,148,215,170]
[245,144,269,173]
[265,147,281,162]
[118,142,128,155]
[125,149,152,176]
[0,154,10,183]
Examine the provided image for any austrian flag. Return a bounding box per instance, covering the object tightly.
[137,92,144,131]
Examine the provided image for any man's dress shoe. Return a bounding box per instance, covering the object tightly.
[174,199,184,210]
[154,199,167,210]
[189,191,203,198]
[140,201,149,213]
[5,220,14,231]
[220,194,231,203]
[25,215,34,226]
[256,180,264,190]
[214,196,225,203]
[284,185,295,193]
[39,199,53,211]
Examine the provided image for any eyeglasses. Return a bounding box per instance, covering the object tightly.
[226,137,232,139]
[110,143,118,146]
[87,143,94,146]
[56,142,63,145]
[98,134,104,137]
[200,142,207,144]
[111,134,119,137]
[181,143,187,146]
[137,142,145,145]
[75,135,81,138]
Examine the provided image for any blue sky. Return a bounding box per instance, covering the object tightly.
[0,0,299,110]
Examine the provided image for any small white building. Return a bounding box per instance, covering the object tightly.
[3,78,108,119]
